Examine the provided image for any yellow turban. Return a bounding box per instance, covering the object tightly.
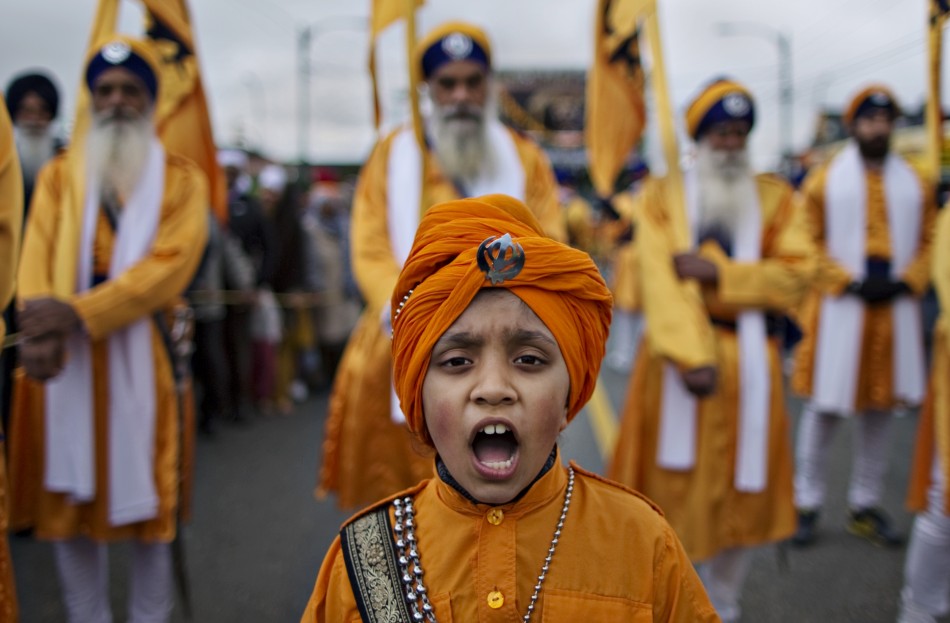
[843,84,901,126]
[685,78,755,140]
[391,194,613,446]
[416,21,492,80]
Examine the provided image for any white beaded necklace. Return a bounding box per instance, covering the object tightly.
[392,466,575,623]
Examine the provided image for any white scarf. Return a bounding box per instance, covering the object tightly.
[386,122,525,424]
[656,169,772,492]
[45,138,165,526]
[811,141,925,414]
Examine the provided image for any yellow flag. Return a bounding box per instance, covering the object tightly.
[80,0,227,223]
[926,0,950,182]
[369,0,426,129]
[585,0,651,198]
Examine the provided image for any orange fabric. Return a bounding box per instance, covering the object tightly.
[0,92,21,623]
[791,162,937,410]
[8,152,207,542]
[391,196,612,444]
[301,461,718,622]
[908,206,950,513]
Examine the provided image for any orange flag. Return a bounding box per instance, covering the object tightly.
[926,0,950,182]
[369,0,425,130]
[585,0,650,198]
[81,0,227,223]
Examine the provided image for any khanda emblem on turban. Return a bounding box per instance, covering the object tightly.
[477,233,526,285]
[934,0,950,20]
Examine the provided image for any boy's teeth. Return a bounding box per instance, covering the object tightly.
[481,423,509,435]
[481,458,514,470]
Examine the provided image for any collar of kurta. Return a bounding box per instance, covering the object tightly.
[432,447,566,516]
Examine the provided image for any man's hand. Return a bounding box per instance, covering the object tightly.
[681,365,717,398]
[18,298,82,340]
[857,278,910,305]
[673,253,719,285]
[19,333,67,382]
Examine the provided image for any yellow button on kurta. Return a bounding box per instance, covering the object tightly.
[487,508,504,525]
[487,591,505,609]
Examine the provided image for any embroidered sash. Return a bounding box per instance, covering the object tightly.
[341,507,414,623]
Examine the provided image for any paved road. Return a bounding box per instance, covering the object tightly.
[9,359,946,622]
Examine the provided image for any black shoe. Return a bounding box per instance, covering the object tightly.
[790,509,820,547]
[846,507,904,547]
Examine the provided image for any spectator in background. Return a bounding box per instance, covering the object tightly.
[218,148,276,421]
[260,163,311,414]
[302,176,359,390]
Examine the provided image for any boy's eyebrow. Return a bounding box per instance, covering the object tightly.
[434,328,558,349]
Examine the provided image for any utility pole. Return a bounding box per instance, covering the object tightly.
[297,25,311,165]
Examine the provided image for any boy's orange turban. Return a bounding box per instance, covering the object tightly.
[391,194,613,445]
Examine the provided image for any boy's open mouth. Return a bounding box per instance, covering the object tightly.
[471,422,519,471]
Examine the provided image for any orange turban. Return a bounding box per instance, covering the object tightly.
[391,194,613,445]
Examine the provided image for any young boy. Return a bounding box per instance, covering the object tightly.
[301,195,717,621]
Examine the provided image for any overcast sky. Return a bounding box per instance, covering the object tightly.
[0,0,938,169]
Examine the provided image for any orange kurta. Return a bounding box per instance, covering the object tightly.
[0,95,23,623]
[791,163,936,411]
[7,151,208,542]
[908,206,950,513]
[318,126,564,510]
[609,174,816,562]
[303,458,718,622]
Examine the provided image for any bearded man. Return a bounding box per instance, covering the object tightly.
[608,79,816,623]
[7,36,208,622]
[317,21,565,510]
[790,86,936,549]
[5,71,62,209]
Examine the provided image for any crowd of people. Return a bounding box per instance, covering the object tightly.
[0,10,948,623]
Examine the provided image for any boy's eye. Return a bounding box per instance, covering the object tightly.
[442,356,471,368]
[515,354,545,366]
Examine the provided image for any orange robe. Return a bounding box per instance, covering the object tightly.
[7,152,208,542]
[0,95,23,623]
[318,126,565,509]
[908,206,950,513]
[609,174,816,562]
[302,457,718,622]
[791,163,936,411]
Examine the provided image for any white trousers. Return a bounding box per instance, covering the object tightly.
[53,538,174,623]
[794,406,893,510]
[695,547,756,623]
[899,455,950,622]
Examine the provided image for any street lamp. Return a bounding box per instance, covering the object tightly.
[717,21,793,166]
[296,16,369,164]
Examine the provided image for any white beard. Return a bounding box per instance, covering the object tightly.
[14,125,56,184]
[426,92,497,186]
[694,141,756,238]
[85,108,154,206]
